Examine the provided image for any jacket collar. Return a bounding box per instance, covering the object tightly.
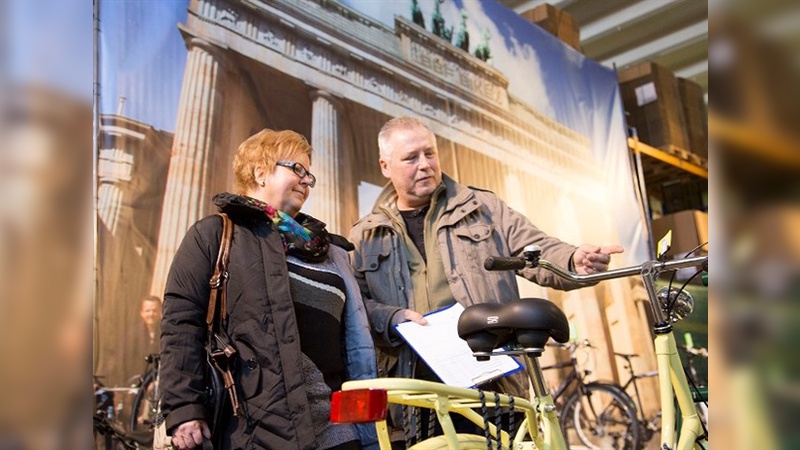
[212,192,317,231]
[440,174,476,213]
[362,174,479,231]
[212,192,354,250]
[438,175,482,227]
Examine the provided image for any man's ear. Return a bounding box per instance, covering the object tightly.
[379,158,390,178]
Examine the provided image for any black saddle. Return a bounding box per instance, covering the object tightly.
[457,298,569,357]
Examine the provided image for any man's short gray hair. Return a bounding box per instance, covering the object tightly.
[377,116,435,160]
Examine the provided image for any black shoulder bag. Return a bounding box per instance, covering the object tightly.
[205,213,242,439]
[154,213,242,450]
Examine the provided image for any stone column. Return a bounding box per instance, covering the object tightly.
[96,146,131,236]
[150,38,225,296]
[306,90,344,234]
[97,124,139,236]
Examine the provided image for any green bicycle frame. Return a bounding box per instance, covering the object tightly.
[339,377,568,450]
[655,331,707,450]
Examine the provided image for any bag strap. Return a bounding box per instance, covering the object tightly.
[207,213,233,332]
[204,212,242,417]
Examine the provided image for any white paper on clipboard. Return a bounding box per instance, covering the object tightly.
[394,303,522,388]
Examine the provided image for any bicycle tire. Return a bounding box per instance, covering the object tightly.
[408,433,497,450]
[130,372,157,432]
[561,382,640,450]
[596,382,656,446]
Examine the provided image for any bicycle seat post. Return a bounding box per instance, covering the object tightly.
[618,354,634,376]
[521,352,550,398]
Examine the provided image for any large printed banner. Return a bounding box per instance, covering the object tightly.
[97,0,648,398]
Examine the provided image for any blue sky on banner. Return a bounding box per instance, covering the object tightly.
[342,0,626,159]
[98,0,624,148]
[99,0,189,132]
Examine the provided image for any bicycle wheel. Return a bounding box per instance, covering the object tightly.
[130,372,157,432]
[561,382,640,450]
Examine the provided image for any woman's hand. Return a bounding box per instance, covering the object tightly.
[172,419,211,449]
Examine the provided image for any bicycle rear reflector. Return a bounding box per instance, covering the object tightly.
[330,389,388,423]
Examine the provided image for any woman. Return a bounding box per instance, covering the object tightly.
[159,129,378,450]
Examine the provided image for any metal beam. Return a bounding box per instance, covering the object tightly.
[601,19,708,69]
[674,60,708,79]
[629,138,708,179]
[581,0,680,42]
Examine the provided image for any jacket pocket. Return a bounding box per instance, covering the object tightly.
[453,224,493,242]
[452,224,495,273]
[355,239,400,303]
[355,236,392,272]
[232,336,263,401]
[357,252,386,272]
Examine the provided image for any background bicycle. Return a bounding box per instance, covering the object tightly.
[129,354,161,433]
[544,340,640,450]
[93,376,153,450]
[615,351,661,448]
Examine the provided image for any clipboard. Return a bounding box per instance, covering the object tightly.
[394,303,522,388]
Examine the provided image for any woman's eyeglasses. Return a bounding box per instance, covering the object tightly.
[275,161,316,188]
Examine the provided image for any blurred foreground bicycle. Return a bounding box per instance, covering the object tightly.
[332,237,708,450]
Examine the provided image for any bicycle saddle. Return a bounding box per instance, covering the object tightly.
[457,298,569,356]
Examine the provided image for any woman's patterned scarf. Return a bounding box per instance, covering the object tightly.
[243,196,330,262]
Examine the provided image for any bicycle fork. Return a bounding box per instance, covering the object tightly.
[655,333,707,450]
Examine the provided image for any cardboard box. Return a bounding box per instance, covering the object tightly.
[618,62,690,151]
[677,78,708,158]
[661,178,707,214]
[651,210,708,257]
[521,4,581,51]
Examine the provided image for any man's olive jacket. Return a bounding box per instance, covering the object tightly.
[349,174,583,400]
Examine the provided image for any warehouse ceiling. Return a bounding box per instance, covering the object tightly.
[497,0,708,97]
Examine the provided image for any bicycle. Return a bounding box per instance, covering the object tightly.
[130,353,161,433]
[509,243,708,450]
[678,341,708,428]
[331,241,708,450]
[544,340,641,449]
[331,296,576,450]
[616,341,709,449]
[680,343,708,388]
[93,376,154,449]
[615,351,662,446]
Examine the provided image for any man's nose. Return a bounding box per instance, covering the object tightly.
[418,156,431,170]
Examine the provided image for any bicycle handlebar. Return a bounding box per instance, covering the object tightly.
[484,256,527,271]
[484,245,707,285]
[485,245,707,326]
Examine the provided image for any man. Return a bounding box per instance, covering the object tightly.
[126,296,162,380]
[136,296,162,358]
[349,116,623,441]
[115,296,162,428]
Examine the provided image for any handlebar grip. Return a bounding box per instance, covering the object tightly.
[484,256,527,271]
